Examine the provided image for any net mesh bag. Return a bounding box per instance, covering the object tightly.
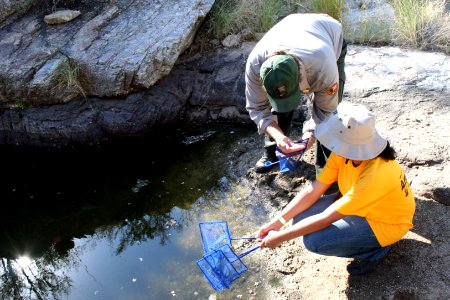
[278,157,299,173]
[199,221,255,254]
[199,221,233,254]
[197,244,247,291]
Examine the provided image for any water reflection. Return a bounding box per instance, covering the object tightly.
[0,125,259,299]
[1,250,72,299]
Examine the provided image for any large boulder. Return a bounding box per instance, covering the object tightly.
[0,0,214,107]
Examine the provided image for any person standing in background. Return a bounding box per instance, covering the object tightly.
[245,13,347,182]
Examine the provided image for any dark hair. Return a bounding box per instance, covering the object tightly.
[377,141,396,161]
[268,50,301,67]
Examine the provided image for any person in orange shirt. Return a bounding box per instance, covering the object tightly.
[257,102,415,275]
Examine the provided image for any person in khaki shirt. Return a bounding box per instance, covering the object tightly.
[256,102,415,275]
[245,13,347,177]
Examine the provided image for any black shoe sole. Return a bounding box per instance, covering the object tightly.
[255,165,273,173]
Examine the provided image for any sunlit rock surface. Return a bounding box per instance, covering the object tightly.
[0,0,214,106]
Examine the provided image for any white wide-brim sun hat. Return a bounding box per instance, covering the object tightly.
[315,102,387,160]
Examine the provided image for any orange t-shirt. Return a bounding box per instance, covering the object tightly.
[317,153,415,246]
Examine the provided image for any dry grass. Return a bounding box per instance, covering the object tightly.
[197,0,449,54]
[391,0,450,52]
[309,0,344,22]
[52,59,86,98]
[206,0,299,39]
[343,17,392,46]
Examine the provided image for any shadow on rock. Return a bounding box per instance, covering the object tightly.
[432,187,450,206]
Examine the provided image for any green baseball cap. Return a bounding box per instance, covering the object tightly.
[260,55,301,113]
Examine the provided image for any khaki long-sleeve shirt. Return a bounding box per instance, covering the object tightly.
[245,13,343,135]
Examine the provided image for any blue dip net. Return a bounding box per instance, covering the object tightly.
[197,221,258,291]
[199,221,255,254]
[197,244,247,291]
[278,157,299,173]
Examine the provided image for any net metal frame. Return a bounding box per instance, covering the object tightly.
[197,221,259,291]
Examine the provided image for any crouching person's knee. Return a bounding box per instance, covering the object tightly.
[303,233,322,254]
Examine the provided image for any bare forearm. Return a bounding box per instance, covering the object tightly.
[260,208,345,249]
[265,121,285,141]
[279,181,328,223]
[277,214,333,242]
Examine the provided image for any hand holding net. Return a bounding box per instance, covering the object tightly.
[275,138,309,172]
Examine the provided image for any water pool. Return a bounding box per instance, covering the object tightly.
[0,125,268,299]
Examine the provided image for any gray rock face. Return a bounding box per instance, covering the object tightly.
[0,0,214,106]
[0,47,250,146]
[0,0,37,27]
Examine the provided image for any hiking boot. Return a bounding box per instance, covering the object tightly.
[347,247,391,275]
[346,259,380,275]
[255,154,277,174]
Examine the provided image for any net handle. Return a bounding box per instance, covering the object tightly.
[231,237,256,241]
[237,245,259,258]
[295,138,309,162]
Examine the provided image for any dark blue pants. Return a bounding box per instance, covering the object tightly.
[293,194,391,261]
